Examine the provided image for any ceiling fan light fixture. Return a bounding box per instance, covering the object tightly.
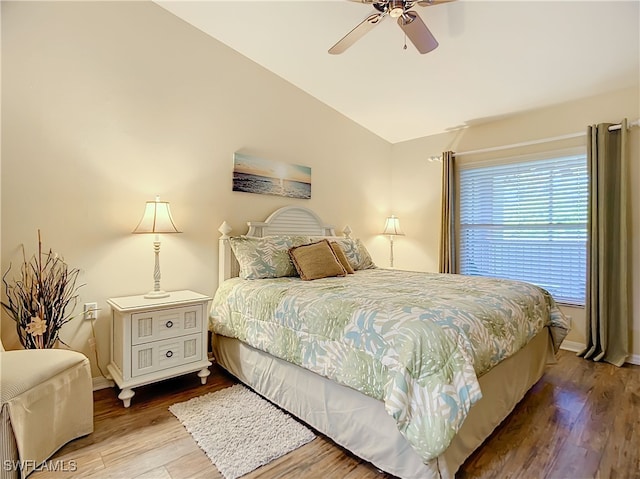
[388,0,405,17]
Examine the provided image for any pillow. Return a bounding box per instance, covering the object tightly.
[311,236,376,271]
[352,238,376,270]
[288,240,347,281]
[330,242,355,274]
[229,235,310,279]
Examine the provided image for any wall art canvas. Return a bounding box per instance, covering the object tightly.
[232,153,311,199]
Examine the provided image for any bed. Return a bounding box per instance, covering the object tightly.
[209,206,569,479]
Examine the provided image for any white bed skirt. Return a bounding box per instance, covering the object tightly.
[212,328,555,479]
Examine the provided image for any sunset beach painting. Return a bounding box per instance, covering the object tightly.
[232,153,312,199]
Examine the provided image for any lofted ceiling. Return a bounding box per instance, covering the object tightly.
[156,0,640,143]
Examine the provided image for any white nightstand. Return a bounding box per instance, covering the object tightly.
[107,290,212,407]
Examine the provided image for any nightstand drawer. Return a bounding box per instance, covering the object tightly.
[131,333,203,377]
[131,305,202,345]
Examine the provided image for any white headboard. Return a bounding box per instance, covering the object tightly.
[218,206,351,283]
[247,205,336,237]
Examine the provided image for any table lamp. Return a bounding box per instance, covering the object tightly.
[382,215,404,268]
[133,195,181,298]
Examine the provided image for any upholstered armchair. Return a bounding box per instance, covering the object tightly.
[0,339,93,478]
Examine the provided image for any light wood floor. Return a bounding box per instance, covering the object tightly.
[31,350,639,479]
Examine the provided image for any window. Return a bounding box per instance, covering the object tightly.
[458,151,587,305]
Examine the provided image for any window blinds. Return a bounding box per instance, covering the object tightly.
[459,153,587,305]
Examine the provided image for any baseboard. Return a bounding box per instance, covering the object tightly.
[559,340,584,353]
[560,340,640,366]
[92,376,115,391]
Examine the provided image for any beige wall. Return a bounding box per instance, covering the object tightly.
[0,1,392,376]
[390,86,640,361]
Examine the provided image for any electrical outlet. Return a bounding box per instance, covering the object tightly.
[566,315,573,327]
[84,302,98,321]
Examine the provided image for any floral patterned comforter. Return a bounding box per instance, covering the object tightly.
[209,269,569,462]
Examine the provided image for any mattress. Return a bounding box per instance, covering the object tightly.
[210,268,568,471]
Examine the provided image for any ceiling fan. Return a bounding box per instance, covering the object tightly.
[329,0,454,55]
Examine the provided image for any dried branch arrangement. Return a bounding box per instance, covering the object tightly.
[1,231,83,349]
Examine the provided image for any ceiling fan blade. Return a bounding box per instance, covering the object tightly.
[397,11,438,54]
[329,13,385,55]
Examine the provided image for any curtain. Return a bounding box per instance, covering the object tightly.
[579,119,630,367]
[439,151,456,273]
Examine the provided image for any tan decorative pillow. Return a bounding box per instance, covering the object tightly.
[309,236,377,270]
[330,242,355,274]
[288,240,347,281]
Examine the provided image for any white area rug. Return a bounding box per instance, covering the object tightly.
[169,384,315,479]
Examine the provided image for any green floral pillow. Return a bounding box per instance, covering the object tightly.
[352,238,377,270]
[230,235,311,279]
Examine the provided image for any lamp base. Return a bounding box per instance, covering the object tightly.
[144,290,170,299]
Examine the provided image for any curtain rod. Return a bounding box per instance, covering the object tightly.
[453,119,639,158]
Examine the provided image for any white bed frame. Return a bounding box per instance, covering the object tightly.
[213,206,555,479]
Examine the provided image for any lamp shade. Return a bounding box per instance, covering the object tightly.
[382,215,404,236]
[133,196,181,234]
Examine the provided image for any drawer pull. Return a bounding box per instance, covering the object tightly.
[166,350,174,358]
[165,320,173,329]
